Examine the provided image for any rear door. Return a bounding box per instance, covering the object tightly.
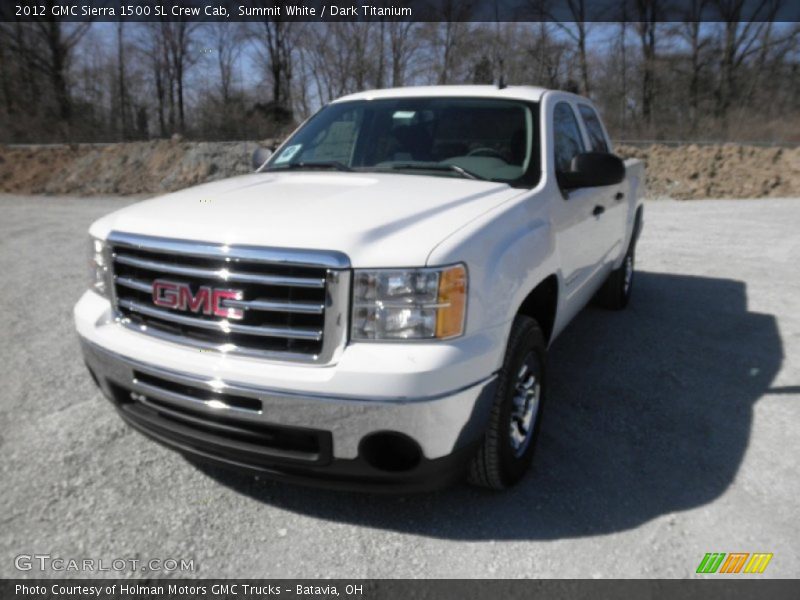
[576,103,627,266]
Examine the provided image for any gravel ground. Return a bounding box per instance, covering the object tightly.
[1,194,798,579]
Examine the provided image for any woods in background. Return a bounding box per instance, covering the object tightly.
[1,3,799,144]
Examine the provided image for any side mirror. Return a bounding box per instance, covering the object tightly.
[252,146,273,171]
[558,152,625,189]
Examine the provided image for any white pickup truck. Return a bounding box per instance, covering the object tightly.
[75,85,644,491]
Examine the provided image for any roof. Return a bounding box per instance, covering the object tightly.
[332,85,550,104]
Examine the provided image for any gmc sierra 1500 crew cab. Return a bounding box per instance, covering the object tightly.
[75,85,644,491]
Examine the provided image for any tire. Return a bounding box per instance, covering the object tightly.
[595,243,635,310]
[468,315,547,490]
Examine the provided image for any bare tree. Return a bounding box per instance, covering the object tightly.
[0,25,14,118]
[527,22,566,88]
[436,21,466,84]
[388,21,420,87]
[420,1,475,85]
[295,23,386,106]
[116,22,130,139]
[2,6,90,134]
[633,0,660,127]
[137,24,173,136]
[210,22,243,107]
[248,5,296,114]
[3,19,800,144]
[674,1,712,132]
[713,0,794,127]
[530,0,592,94]
[619,19,629,134]
[163,20,196,133]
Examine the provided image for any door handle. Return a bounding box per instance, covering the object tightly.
[615,192,625,201]
[592,205,605,216]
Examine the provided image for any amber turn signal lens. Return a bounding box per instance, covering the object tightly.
[435,265,467,339]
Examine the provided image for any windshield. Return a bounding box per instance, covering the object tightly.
[266,97,539,184]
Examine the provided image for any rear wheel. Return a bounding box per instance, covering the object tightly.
[468,315,547,490]
[595,242,635,310]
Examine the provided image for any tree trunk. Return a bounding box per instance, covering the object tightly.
[0,33,13,117]
[635,2,658,129]
[155,65,166,137]
[578,25,590,95]
[377,20,385,89]
[620,20,627,136]
[688,21,701,133]
[715,20,737,125]
[177,61,185,133]
[117,22,128,140]
[46,22,72,126]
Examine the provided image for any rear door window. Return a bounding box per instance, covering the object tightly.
[577,104,610,153]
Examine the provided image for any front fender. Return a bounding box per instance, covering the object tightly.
[427,193,559,369]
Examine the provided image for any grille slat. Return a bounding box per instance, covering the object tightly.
[108,233,347,360]
[116,276,152,293]
[133,380,261,416]
[223,297,325,315]
[118,299,324,340]
[115,253,326,288]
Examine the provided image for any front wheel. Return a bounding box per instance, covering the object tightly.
[468,315,547,490]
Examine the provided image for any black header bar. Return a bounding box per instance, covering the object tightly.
[2,0,800,23]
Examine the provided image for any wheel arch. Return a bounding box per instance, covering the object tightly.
[516,274,559,345]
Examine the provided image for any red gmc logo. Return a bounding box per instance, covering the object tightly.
[152,279,244,320]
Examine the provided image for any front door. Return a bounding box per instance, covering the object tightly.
[550,101,609,303]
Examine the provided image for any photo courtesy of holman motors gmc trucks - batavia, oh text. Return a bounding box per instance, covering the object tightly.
[75,85,644,491]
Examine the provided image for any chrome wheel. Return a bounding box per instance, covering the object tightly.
[623,253,634,295]
[508,353,541,458]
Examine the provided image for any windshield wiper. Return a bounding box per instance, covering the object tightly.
[265,161,354,172]
[377,162,487,181]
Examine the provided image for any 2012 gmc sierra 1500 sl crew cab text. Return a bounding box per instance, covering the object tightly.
[75,85,644,491]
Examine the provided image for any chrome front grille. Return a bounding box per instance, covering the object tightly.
[108,232,350,363]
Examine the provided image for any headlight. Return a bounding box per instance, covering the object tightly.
[88,236,110,298]
[352,264,467,341]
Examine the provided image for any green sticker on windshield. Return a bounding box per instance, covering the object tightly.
[275,144,302,164]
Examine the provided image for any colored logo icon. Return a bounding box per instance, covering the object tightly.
[696,553,773,574]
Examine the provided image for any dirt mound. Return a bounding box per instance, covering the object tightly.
[0,140,256,196]
[0,140,798,199]
[615,143,800,199]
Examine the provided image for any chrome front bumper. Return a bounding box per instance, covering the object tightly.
[80,338,497,490]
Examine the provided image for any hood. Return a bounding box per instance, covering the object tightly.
[90,171,522,267]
